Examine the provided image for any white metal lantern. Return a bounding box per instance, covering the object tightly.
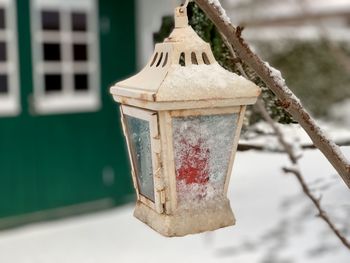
[110,7,261,237]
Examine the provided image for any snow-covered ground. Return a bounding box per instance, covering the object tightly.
[0,138,349,262]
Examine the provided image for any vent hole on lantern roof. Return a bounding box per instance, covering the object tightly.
[150,52,158,67]
[162,52,168,67]
[191,52,198,65]
[156,52,164,67]
[202,52,210,65]
[179,52,185,66]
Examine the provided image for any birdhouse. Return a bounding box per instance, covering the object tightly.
[110,6,261,237]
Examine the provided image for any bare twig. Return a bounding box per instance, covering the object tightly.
[194,0,350,188]
[283,166,350,249]
[237,140,350,153]
[258,99,350,249]
[221,28,350,250]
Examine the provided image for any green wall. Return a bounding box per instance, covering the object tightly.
[0,0,135,220]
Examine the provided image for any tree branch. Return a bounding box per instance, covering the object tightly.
[219,15,350,249]
[194,0,350,188]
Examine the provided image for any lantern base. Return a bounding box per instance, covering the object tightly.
[133,199,236,237]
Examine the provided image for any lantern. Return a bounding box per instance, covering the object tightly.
[110,6,261,237]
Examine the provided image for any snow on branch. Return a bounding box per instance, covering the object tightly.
[264,61,286,88]
[264,61,301,103]
[207,0,232,24]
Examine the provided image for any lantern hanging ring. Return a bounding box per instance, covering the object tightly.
[179,0,190,13]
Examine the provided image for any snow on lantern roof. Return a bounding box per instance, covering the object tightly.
[157,63,259,102]
[110,7,260,106]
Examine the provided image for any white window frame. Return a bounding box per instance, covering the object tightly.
[0,0,20,117]
[30,0,101,114]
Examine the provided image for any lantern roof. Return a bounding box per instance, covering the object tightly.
[110,7,261,107]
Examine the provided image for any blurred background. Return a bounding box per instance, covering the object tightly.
[0,0,349,262]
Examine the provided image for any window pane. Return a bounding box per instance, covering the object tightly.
[0,74,8,93]
[43,43,61,61]
[173,114,238,205]
[0,42,7,61]
[0,8,5,29]
[125,116,155,201]
[72,12,87,31]
[74,74,88,91]
[73,44,88,61]
[41,10,60,31]
[44,74,62,93]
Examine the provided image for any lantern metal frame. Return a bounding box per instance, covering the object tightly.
[110,6,261,237]
[121,105,164,214]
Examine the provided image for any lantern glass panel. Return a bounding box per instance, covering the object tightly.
[172,114,238,205]
[125,116,155,201]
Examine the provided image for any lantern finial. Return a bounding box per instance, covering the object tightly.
[175,6,188,28]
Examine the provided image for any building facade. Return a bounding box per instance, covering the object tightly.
[0,0,135,227]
